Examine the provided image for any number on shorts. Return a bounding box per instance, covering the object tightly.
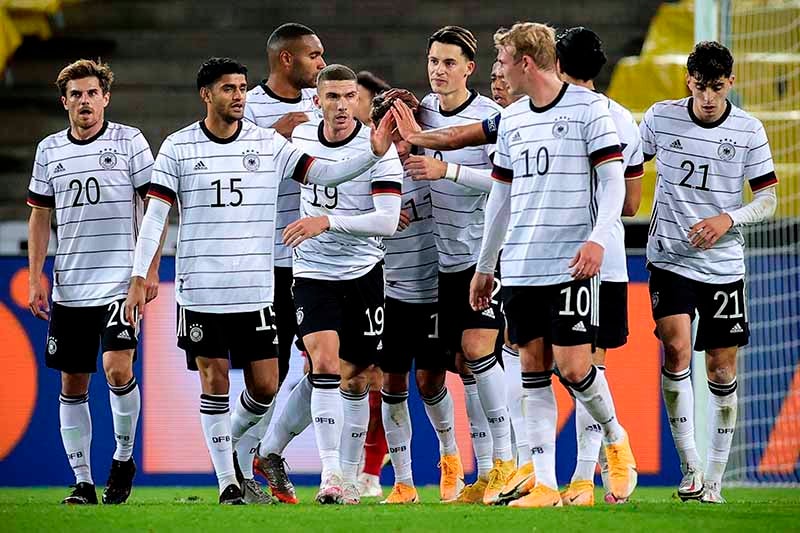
[713,290,744,319]
[428,312,439,339]
[255,306,276,331]
[491,277,502,306]
[559,285,590,317]
[106,300,131,328]
[364,306,385,336]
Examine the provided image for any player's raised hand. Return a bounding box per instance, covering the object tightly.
[689,213,733,249]
[397,210,411,232]
[470,271,495,311]
[570,241,604,279]
[404,154,447,181]
[383,88,420,111]
[283,216,330,247]
[271,111,310,138]
[392,100,422,141]
[124,276,146,326]
[28,277,49,320]
[370,111,395,156]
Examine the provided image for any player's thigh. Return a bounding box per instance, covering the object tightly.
[293,276,343,363]
[228,305,279,369]
[380,298,442,375]
[597,281,629,351]
[695,278,750,353]
[177,305,229,371]
[46,302,104,374]
[439,265,502,358]
[518,337,551,373]
[304,331,341,374]
[648,265,697,329]
[340,263,385,369]
[503,285,550,350]
[100,298,139,381]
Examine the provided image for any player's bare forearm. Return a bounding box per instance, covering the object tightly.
[144,223,168,302]
[408,123,487,151]
[27,207,51,319]
[622,178,642,216]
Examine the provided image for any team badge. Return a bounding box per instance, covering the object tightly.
[718,139,736,161]
[243,150,260,172]
[552,117,569,138]
[651,292,660,309]
[47,337,57,355]
[189,324,204,342]
[99,149,117,169]
[296,307,304,325]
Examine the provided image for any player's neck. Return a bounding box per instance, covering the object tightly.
[69,118,105,141]
[565,76,595,91]
[203,115,239,140]
[437,86,471,112]
[265,75,302,100]
[323,119,357,143]
[527,73,565,108]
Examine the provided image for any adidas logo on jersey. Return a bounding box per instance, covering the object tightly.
[572,321,587,333]
[53,163,66,173]
[482,307,495,319]
[117,330,131,340]
[511,131,522,143]
[194,160,207,170]
[670,139,683,150]
[730,323,744,334]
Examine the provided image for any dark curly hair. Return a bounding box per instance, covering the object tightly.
[196,57,247,90]
[687,41,733,83]
[370,89,418,125]
[556,26,607,81]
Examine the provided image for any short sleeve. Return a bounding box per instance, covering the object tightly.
[620,117,645,180]
[147,136,180,205]
[27,141,55,209]
[640,105,657,161]
[370,143,403,195]
[745,123,778,192]
[584,97,622,169]
[275,129,313,183]
[128,130,155,197]
[490,115,512,184]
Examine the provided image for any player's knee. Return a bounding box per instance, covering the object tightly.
[198,366,229,394]
[382,372,408,394]
[415,371,445,398]
[61,372,90,396]
[341,373,369,395]
[311,354,339,374]
[103,360,133,387]
[707,364,736,384]
[247,380,278,404]
[559,365,590,385]
[662,337,692,368]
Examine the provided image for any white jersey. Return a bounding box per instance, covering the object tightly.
[291,121,403,281]
[244,83,317,268]
[641,97,777,284]
[604,96,645,283]
[148,119,309,313]
[493,84,623,286]
[27,121,154,306]
[417,90,501,273]
[383,174,438,303]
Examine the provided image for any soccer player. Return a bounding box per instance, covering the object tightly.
[26,59,158,505]
[641,41,777,504]
[471,22,637,507]
[124,58,394,504]
[250,64,402,505]
[239,22,326,502]
[367,91,465,504]
[412,25,514,505]
[553,26,644,507]
[355,71,391,125]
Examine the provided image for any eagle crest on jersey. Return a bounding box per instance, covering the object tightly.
[718,139,736,161]
[99,148,118,169]
[242,150,261,171]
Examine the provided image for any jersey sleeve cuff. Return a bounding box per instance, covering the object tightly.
[749,170,778,192]
[371,180,402,195]
[146,183,177,205]
[624,163,644,180]
[491,164,513,184]
[27,190,55,209]
[135,182,151,199]
[291,153,316,184]
[589,145,623,168]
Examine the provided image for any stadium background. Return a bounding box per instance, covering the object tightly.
[0,0,797,489]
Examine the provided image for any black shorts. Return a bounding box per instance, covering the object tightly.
[597,281,629,350]
[648,265,749,351]
[177,305,278,371]
[273,266,297,383]
[293,262,384,368]
[46,299,138,374]
[439,264,504,356]
[379,298,448,375]
[504,277,599,348]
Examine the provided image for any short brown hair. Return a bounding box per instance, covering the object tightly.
[370,89,418,125]
[56,59,114,97]
[494,23,557,71]
[316,64,357,85]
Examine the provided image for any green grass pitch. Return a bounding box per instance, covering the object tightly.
[1,486,799,532]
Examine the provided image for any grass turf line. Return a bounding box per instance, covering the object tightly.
[0,486,798,532]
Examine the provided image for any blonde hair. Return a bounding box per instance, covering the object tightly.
[494,22,557,71]
[55,59,114,96]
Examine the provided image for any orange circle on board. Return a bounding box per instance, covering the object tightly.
[10,268,50,310]
[0,302,38,460]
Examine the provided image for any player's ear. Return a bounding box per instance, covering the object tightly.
[279,49,293,69]
[199,86,211,104]
[465,60,475,77]
[728,74,735,89]
[102,91,110,108]
[61,95,68,111]
[313,94,320,109]
[685,73,692,92]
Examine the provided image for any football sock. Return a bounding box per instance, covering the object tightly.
[707,378,738,485]
[310,374,344,479]
[461,374,493,478]
[363,389,389,477]
[382,390,414,487]
[465,354,513,462]
[502,345,531,465]
[199,393,237,494]
[260,374,312,456]
[569,365,625,444]
[108,377,140,462]
[340,388,370,483]
[522,371,558,489]
[422,385,458,456]
[661,366,701,470]
[230,389,272,448]
[59,392,93,485]
[573,397,602,482]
